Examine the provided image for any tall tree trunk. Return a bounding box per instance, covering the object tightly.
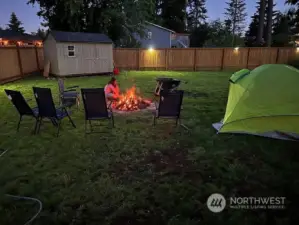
[265,0,273,46]
[257,0,266,45]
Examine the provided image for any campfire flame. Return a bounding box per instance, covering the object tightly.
[113,86,151,111]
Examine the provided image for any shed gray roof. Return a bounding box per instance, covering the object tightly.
[50,30,113,44]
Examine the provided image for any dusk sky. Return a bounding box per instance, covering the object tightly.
[0,0,288,33]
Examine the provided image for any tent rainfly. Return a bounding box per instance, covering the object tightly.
[213,64,299,141]
[43,30,114,76]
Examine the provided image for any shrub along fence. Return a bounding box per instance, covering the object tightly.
[0,46,43,84]
[0,46,298,84]
[113,47,298,71]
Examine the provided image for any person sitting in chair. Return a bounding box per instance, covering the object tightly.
[104,77,120,101]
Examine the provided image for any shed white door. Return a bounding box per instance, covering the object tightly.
[94,44,112,73]
[83,44,112,74]
[82,44,97,74]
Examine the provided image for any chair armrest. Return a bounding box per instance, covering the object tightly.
[63,89,77,93]
[67,85,79,89]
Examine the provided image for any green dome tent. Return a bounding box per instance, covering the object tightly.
[213,64,299,141]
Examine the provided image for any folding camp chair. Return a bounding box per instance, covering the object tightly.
[153,90,184,127]
[4,89,39,132]
[58,78,80,109]
[154,78,181,96]
[33,87,76,137]
[81,88,114,134]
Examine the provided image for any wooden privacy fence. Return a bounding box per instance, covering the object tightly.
[0,46,43,84]
[113,47,299,71]
[1,47,298,84]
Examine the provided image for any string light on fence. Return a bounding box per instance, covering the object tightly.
[148,46,154,52]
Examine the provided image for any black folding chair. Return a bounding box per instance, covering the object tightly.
[58,78,80,109]
[153,90,184,126]
[81,88,114,134]
[4,89,39,132]
[33,87,76,137]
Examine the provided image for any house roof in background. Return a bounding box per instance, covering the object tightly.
[175,33,191,36]
[49,30,113,44]
[0,30,41,41]
[145,22,176,33]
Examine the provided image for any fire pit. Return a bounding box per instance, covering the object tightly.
[111,86,155,113]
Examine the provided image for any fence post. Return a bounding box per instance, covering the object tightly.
[35,45,41,72]
[246,48,251,69]
[275,48,280,64]
[138,48,141,70]
[220,48,225,71]
[193,48,197,71]
[16,44,24,77]
[165,49,168,70]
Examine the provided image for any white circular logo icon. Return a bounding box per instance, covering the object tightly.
[207,193,226,213]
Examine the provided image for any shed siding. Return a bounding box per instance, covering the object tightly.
[134,24,172,48]
[43,34,59,74]
[56,42,113,76]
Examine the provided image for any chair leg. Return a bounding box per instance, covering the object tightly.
[56,120,62,137]
[50,118,58,127]
[16,115,23,132]
[111,114,115,128]
[89,120,93,131]
[65,111,76,128]
[153,116,156,126]
[37,118,43,134]
[175,117,179,127]
[85,120,87,135]
[33,117,40,134]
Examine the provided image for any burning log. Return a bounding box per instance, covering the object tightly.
[112,86,151,111]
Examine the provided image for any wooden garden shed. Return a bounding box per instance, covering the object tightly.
[43,30,113,76]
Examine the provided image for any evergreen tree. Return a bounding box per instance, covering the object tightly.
[37,28,46,39]
[272,12,292,46]
[245,0,278,46]
[286,0,299,35]
[187,0,207,30]
[158,0,187,32]
[245,13,263,46]
[224,0,247,46]
[256,0,266,45]
[265,0,274,46]
[7,12,25,33]
[205,19,243,47]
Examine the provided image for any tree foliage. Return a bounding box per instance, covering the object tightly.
[156,0,187,32]
[6,12,25,34]
[28,0,155,46]
[272,12,292,46]
[187,0,207,31]
[245,0,278,46]
[224,0,247,46]
[189,23,210,47]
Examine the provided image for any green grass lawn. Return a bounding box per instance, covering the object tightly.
[0,71,298,225]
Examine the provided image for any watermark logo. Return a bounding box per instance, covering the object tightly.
[230,197,286,210]
[207,193,226,213]
[207,193,286,213]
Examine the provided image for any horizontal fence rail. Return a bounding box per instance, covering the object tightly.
[113,47,298,71]
[0,46,298,84]
[0,46,43,84]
